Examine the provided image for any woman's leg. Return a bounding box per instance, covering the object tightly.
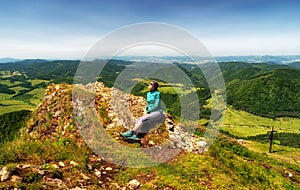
[132,112,165,134]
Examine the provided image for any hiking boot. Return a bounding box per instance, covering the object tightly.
[126,134,140,141]
[120,130,133,138]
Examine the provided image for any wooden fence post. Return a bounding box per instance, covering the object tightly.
[268,126,277,153]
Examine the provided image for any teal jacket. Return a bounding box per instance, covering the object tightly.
[146,90,163,113]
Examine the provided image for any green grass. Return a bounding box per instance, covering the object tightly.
[219,105,300,174]
[30,79,49,86]
[223,106,300,137]
[0,100,35,115]
[0,71,10,75]
[0,76,48,115]
[0,134,93,189]
[0,93,13,100]
[1,125,299,189]
[136,79,198,96]
[196,95,299,133]
[243,140,300,167]
[222,125,270,137]
[0,110,31,143]
[26,87,46,105]
[0,74,13,79]
[0,79,23,86]
[113,135,300,189]
[9,86,30,94]
[159,86,198,95]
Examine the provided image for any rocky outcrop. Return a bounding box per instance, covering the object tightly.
[74,82,208,153]
[27,82,208,152]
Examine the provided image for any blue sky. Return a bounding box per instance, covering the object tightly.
[1,0,300,58]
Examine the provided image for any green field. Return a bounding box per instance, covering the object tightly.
[9,86,30,94]
[243,141,300,166]
[132,79,200,95]
[0,100,35,115]
[223,106,300,137]
[219,105,300,167]
[159,85,201,95]
[0,72,49,115]
[30,79,49,86]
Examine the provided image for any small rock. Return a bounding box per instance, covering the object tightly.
[37,169,45,176]
[108,113,114,117]
[108,123,115,128]
[288,172,293,178]
[52,164,59,169]
[58,162,65,167]
[0,167,10,182]
[80,172,90,180]
[45,177,64,186]
[198,141,207,148]
[70,161,79,166]
[10,175,22,183]
[105,167,113,171]
[87,164,93,171]
[127,179,140,189]
[94,169,101,177]
[55,84,60,90]
[22,164,31,169]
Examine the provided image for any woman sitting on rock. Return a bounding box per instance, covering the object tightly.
[120,81,165,141]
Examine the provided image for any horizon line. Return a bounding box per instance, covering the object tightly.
[1,54,300,61]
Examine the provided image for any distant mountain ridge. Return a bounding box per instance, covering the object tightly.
[2,55,300,65]
[0,58,22,63]
[113,55,300,65]
[216,55,300,64]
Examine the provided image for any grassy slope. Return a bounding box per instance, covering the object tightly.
[0,128,299,189]
[114,133,300,189]
[220,105,300,170]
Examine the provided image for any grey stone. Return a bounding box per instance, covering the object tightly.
[0,167,10,182]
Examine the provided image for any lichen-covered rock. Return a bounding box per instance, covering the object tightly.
[127,179,140,189]
[0,167,10,182]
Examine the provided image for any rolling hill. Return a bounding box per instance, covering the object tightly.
[224,66,300,118]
